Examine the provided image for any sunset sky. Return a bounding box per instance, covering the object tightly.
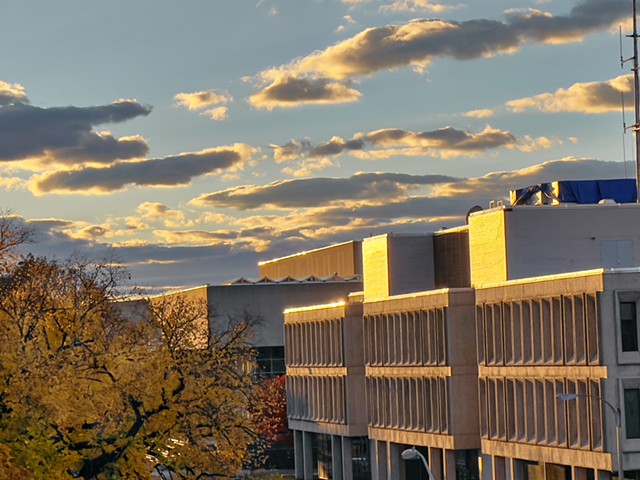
[1,0,636,291]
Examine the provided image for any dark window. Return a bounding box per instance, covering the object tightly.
[351,437,370,480]
[621,302,639,352]
[256,346,286,378]
[624,388,640,439]
[455,449,480,480]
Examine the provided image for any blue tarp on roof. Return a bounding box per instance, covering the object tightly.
[557,179,636,203]
[511,179,637,205]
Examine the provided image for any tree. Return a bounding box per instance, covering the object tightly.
[0,209,33,274]
[0,255,260,479]
[250,375,291,447]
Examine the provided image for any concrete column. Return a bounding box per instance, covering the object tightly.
[443,449,457,480]
[371,440,388,480]
[302,431,313,480]
[429,447,443,480]
[342,437,353,480]
[481,453,493,480]
[331,436,343,480]
[387,442,401,480]
[294,430,303,479]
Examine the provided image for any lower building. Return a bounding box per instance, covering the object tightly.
[285,293,369,480]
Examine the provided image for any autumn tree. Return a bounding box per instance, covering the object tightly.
[0,254,260,479]
[0,209,33,274]
[250,375,291,447]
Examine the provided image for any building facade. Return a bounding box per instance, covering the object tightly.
[285,294,369,480]
[285,196,640,479]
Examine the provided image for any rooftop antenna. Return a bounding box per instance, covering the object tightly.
[621,26,629,178]
[623,0,640,201]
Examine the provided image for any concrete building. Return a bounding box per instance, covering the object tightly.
[259,241,362,280]
[284,181,640,480]
[285,293,369,480]
[135,242,363,378]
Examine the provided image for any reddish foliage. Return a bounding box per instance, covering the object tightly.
[251,375,293,446]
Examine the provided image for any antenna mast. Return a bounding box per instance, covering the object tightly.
[633,0,640,202]
[623,0,640,200]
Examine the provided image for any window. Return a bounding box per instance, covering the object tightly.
[621,302,639,352]
[256,346,286,378]
[625,388,640,439]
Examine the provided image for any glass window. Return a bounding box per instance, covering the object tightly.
[256,346,286,378]
[621,302,639,352]
[624,388,640,439]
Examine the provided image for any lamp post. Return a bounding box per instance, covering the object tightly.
[401,447,435,480]
[556,393,624,480]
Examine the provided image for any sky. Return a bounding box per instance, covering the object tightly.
[0,0,637,291]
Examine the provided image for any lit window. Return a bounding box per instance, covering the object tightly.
[621,302,639,352]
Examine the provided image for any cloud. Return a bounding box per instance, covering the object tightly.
[18,157,631,291]
[134,202,191,228]
[30,144,257,195]
[364,125,516,151]
[248,75,362,109]
[272,125,553,164]
[336,15,358,33]
[380,0,453,13]
[0,175,28,191]
[174,89,232,112]
[464,109,494,119]
[190,172,460,210]
[202,106,229,121]
[281,158,337,177]
[175,90,233,121]
[251,0,627,108]
[152,228,272,252]
[0,93,151,165]
[20,218,263,291]
[506,74,632,114]
[431,157,630,199]
[0,81,27,106]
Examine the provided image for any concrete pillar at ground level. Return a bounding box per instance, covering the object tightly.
[302,431,313,480]
[342,437,353,480]
[294,430,303,480]
[331,436,343,480]
[429,447,443,480]
[443,450,456,480]
[480,453,493,480]
[387,442,401,480]
[371,440,388,480]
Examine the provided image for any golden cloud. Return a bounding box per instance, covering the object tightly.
[506,74,632,114]
[174,89,233,111]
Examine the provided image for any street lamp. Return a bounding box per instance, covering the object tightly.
[401,447,435,480]
[556,392,624,480]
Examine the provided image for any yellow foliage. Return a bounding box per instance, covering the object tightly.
[0,256,260,479]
